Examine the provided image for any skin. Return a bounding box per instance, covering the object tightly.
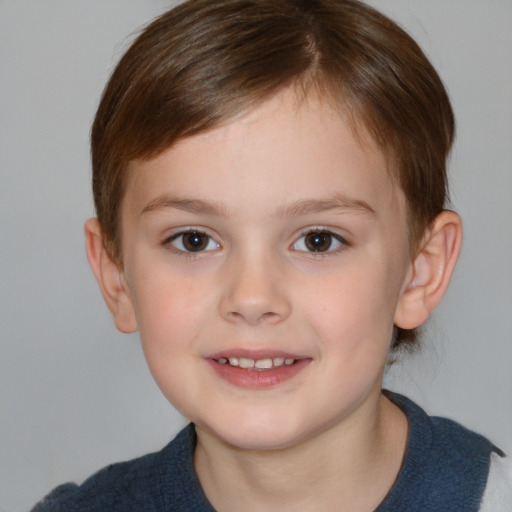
[86,87,462,511]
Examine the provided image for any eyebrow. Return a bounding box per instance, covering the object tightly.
[140,193,375,217]
[141,196,230,217]
[277,194,376,217]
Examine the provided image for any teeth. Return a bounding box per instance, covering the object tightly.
[238,358,255,369]
[255,358,273,369]
[218,356,296,370]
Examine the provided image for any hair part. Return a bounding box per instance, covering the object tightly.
[91,0,455,350]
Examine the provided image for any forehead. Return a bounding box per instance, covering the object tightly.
[123,88,404,220]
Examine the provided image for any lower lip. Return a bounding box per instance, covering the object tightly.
[207,359,311,389]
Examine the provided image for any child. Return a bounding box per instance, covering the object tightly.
[32,0,511,510]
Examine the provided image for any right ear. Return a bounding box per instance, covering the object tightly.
[84,218,138,333]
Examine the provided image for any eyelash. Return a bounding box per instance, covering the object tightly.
[162,228,350,257]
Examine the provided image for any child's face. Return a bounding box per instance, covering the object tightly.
[118,88,413,451]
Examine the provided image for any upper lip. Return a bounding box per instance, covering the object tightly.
[207,349,309,360]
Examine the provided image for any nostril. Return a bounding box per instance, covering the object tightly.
[221,305,287,326]
[226,311,244,321]
[226,310,278,324]
[260,311,280,323]
[218,271,292,325]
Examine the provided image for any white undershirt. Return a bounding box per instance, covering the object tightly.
[479,453,512,511]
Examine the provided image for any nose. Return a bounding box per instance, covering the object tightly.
[218,251,292,326]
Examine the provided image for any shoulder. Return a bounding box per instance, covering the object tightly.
[31,425,203,512]
[387,391,499,463]
[31,446,170,512]
[380,391,504,512]
[479,452,512,512]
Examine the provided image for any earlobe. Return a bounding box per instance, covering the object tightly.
[84,218,138,334]
[394,210,463,330]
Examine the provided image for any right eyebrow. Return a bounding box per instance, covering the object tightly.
[140,196,231,217]
[277,194,376,218]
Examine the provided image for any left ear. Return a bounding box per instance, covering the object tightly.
[394,210,463,330]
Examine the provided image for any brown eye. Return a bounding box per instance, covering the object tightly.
[293,230,344,253]
[305,232,332,252]
[182,232,208,251]
[170,231,219,253]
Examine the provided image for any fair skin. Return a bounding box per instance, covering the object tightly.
[86,88,462,511]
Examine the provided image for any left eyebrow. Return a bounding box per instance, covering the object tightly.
[278,194,376,217]
[140,196,231,217]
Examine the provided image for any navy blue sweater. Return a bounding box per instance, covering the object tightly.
[32,392,502,511]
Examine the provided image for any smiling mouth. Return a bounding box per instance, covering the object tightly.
[208,353,309,388]
[216,356,296,370]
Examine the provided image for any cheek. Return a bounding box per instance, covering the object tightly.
[131,275,213,410]
[131,270,212,361]
[305,261,400,350]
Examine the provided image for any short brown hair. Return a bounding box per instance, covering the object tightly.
[91,0,455,350]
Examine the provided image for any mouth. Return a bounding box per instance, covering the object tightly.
[206,350,310,388]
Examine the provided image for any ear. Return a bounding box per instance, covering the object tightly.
[394,210,463,330]
[84,218,138,334]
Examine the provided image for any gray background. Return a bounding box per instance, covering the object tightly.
[1,1,511,510]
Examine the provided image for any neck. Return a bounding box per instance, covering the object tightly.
[194,392,408,512]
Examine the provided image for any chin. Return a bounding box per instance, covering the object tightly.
[198,413,308,452]
[222,428,303,452]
